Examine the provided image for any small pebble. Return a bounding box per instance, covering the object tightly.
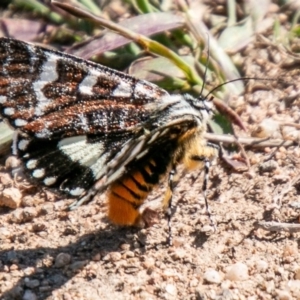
[22,207,38,222]
[259,160,278,173]
[286,280,300,297]
[5,156,21,169]
[294,267,300,280]
[120,243,131,251]
[22,289,37,300]
[9,285,23,298]
[70,261,87,272]
[109,252,122,262]
[0,173,13,185]
[40,203,54,215]
[171,237,185,248]
[283,244,298,258]
[62,293,73,300]
[225,262,249,281]
[170,248,185,261]
[0,187,22,208]
[31,223,46,232]
[24,279,40,289]
[10,264,18,271]
[204,268,222,284]
[276,290,292,300]
[189,278,198,287]
[92,253,101,261]
[251,118,279,138]
[255,260,269,273]
[123,251,135,258]
[55,253,71,268]
[165,283,177,296]
[10,209,24,223]
[22,195,41,207]
[23,267,35,276]
[142,258,155,270]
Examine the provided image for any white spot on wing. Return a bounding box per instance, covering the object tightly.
[26,159,38,169]
[32,168,45,178]
[35,128,51,138]
[134,82,150,96]
[69,187,85,196]
[0,95,7,104]
[18,139,30,151]
[134,80,163,99]
[58,135,87,148]
[15,119,28,127]
[33,53,59,116]
[78,70,99,95]
[112,81,132,97]
[12,132,18,155]
[78,114,89,132]
[44,177,57,186]
[3,107,14,115]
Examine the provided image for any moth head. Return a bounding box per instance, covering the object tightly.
[183,94,215,118]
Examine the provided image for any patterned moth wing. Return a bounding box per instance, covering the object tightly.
[0,37,217,228]
[0,37,167,194]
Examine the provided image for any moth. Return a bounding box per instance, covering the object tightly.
[0,38,218,244]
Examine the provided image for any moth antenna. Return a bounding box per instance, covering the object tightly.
[199,33,210,98]
[204,77,280,100]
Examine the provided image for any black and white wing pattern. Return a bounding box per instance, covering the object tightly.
[0,37,169,196]
[0,38,213,203]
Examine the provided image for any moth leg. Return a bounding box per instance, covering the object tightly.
[189,144,218,230]
[163,166,178,246]
[69,190,95,210]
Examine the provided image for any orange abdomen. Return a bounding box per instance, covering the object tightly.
[108,168,151,225]
[107,142,176,226]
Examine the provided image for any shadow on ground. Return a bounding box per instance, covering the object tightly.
[0,226,143,300]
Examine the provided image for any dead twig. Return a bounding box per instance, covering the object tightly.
[205,133,294,148]
[254,221,300,233]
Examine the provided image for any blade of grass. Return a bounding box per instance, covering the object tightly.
[227,0,237,26]
[178,0,244,95]
[77,0,102,15]
[52,1,203,86]
[132,0,159,13]
[13,0,63,24]
[67,12,185,59]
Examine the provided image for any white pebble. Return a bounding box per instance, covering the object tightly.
[225,262,249,281]
[255,260,269,273]
[286,280,300,297]
[203,268,222,284]
[165,283,177,296]
[276,290,292,300]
